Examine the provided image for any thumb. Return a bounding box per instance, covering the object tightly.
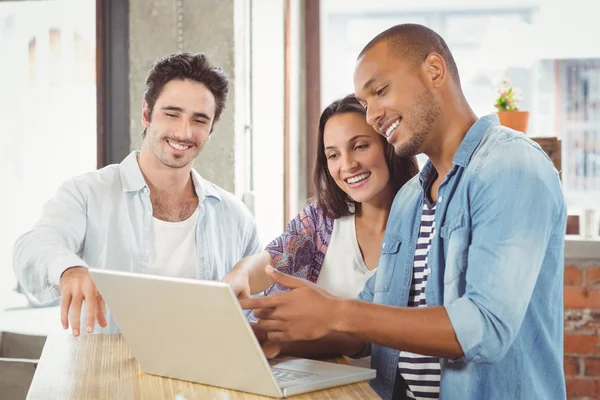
[265,265,308,290]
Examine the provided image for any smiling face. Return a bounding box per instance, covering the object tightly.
[324,112,392,204]
[353,41,441,157]
[142,78,216,169]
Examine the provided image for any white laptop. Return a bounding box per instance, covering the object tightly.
[88,268,376,398]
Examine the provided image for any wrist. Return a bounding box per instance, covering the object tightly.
[331,298,354,333]
[60,265,86,280]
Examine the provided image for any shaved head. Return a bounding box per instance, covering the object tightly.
[359,24,460,84]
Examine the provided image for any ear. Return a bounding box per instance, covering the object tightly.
[423,53,447,89]
[142,102,151,128]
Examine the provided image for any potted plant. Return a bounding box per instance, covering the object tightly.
[494,78,529,134]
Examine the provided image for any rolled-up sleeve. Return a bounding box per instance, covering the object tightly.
[445,139,565,363]
[264,203,326,281]
[13,179,89,303]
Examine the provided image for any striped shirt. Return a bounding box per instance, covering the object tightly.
[398,200,441,399]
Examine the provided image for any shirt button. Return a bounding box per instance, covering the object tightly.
[142,187,148,194]
[147,210,152,216]
[382,242,386,249]
[145,249,150,255]
[439,196,443,203]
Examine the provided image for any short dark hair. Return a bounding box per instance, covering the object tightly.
[359,24,460,84]
[313,94,420,219]
[142,52,229,137]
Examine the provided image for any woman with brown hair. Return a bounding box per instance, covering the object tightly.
[223,93,418,302]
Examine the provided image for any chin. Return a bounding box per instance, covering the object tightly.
[160,156,192,169]
[393,141,420,158]
[349,193,374,204]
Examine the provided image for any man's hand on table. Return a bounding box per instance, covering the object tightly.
[59,266,107,336]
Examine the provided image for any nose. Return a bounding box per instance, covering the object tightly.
[341,152,359,172]
[178,119,193,139]
[366,103,384,134]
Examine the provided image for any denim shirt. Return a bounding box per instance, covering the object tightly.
[13,151,262,333]
[358,114,567,400]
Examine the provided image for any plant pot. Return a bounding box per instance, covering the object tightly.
[497,110,530,134]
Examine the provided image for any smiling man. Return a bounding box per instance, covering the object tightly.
[240,24,567,400]
[13,53,261,335]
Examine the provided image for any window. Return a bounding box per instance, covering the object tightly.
[321,0,600,212]
[559,59,600,207]
[0,0,96,318]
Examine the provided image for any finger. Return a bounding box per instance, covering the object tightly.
[262,342,282,359]
[267,330,291,342]
[237,290,250,301]
[249,321,260,333]
[240,295,282,310]
[70,294,83,337]
[249,322,267,342]
[96,295,107,328]
[60,291,73,329]
[85,290,97,334]
[249,321,265,334]
[265,265,309,290]
[256,318,285,332]
[253,307,277,320]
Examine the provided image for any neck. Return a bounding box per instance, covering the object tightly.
[137,144,194,196]
[423,92,477,179]
[355,184,395,234]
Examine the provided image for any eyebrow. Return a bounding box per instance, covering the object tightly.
[324,135,370,150]
[161,106,211,120]
[362,75,380,91]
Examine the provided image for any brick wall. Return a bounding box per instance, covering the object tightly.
[565,261,600,399]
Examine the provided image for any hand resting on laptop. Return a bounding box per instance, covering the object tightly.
[59,266,107,336]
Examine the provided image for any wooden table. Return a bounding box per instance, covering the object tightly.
[27,333,381,399]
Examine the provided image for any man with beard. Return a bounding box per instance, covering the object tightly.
[240,24,566,400]
[14,53,261,335]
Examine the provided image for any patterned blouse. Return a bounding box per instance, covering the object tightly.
[264,202,335,295]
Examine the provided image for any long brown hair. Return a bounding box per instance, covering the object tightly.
[313,94,419,219]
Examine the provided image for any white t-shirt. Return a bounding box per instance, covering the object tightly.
[316,213,376,368]
[149,209,199,279]
[316,214,377,299]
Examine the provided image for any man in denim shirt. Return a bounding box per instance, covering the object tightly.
[242,24,566,399]
[14,53,261,336]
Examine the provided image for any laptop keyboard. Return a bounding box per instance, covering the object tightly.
[271,367,316,383]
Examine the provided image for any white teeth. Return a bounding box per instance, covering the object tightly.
[347,173,371,184]
[385,119,400,137]
[167,140,190,151]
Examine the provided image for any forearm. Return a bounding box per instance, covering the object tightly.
[13,233,85,302]
[13,179,90,302]
[280,332,366,359]
[231,250,274,295]
[335,300,463,358]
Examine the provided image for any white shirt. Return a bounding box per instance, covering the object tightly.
[13,151,262,333]
[316,214,376,299]
[317,214,376,368]
[150,209,199,279]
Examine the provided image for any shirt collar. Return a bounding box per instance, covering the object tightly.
[119,151,146,192]
[418,113,498,190]
[452,113,498,167]
[119,151,221,202]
